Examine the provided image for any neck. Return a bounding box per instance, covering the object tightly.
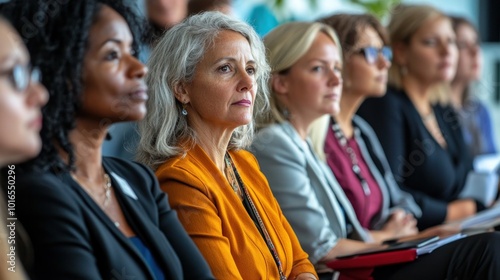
[402,76,434,116]
[289,114,313,141]
[65,119,108,178]
[336,90,365,139]
[190,121,233,173]
[450,79,467,108]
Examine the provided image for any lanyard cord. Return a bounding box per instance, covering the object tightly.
[330,118,371,197]
[224,153,287,280]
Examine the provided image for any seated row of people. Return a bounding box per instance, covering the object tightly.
[0,1,498,280]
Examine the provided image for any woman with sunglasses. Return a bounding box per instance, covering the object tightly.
[0,16,48,280]
[308,13,421,240]
[252,19,500,280]
[357,4,480,230]
[0,1,214,279]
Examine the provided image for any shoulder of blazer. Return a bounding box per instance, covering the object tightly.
[155,146,217,196]
[352,116,385,172]
[253,122,305,154]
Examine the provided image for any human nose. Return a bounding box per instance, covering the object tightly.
[237,69,254,92]
[328,67,342,87]
[26,80,49,108]
[440,41,455,56]
[376,53,391,69]
[127,55,148,79]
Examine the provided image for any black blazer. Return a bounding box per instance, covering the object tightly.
[357,87,473,229]
[7,157,214,280]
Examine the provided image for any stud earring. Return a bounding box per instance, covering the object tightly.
[181,102,188,116]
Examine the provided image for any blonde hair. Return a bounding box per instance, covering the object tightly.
[257,22,341,127]
[388,4,451,104]
[308,114,331,162]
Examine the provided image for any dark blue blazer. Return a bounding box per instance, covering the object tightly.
[8,157,214,280]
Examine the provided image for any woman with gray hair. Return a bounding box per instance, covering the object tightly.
[138,11,317,280]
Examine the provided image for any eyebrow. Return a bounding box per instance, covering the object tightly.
[99,38,131,48]
[214,57,256,65]
[0,55,23,71]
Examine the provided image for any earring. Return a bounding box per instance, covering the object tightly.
[282,108,290,119]
[181,102,188,116]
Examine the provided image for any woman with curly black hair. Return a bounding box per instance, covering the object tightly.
[0,1,214,279]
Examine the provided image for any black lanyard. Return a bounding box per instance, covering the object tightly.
[224,153,287,280]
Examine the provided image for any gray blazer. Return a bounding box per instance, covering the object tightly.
[353,116,422,229]
[250,122,370,264]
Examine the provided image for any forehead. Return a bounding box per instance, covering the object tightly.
[415,17,453,36]
[356,26,383,47]
[88,5,132,45]
[456,24,477,39]
[0,21,27,64]
[203,30,253,61]
[301,32,338,58]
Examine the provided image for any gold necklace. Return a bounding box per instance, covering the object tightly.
[72,170,112,207]
[102,173,112,207]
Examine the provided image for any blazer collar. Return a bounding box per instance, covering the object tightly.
[279,121,371,241]
[61,164,162,280]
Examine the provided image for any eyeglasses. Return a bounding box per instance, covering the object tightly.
[0,64,41,92]
[354,46,392,64]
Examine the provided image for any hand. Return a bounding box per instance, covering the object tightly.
[295,272,317,280]
[446,199,476,222]
[419,223,461,238]
[381,209,418,239]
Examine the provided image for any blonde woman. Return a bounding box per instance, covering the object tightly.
[252,20,500,280]
[357,4,480,229]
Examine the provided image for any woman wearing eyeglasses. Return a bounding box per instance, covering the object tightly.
[0,16,48,280]
[357,4,480,230]
[308,13,421,240]
[0,1,214,279]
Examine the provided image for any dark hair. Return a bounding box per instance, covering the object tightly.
[0,0,147,172]
[318,13,388,60]
[450,15,478,37]
[188,0,232,16]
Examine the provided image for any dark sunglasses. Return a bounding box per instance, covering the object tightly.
[353,46,392,64]
[0,64,41,92]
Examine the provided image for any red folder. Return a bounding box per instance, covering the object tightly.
[326,249,418,280]
[327,248,417,269]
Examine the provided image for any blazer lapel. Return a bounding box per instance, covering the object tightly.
[61,171,157,280]
[102,162,182,280]
[281,122,348,236]
[281,122,370,241]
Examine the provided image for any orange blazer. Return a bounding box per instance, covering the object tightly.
[156,144,316,279]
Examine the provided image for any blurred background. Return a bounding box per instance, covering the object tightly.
[2,0,498,150]
[232,0,500,151]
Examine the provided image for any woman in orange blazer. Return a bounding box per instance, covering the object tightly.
[137,12,317,280]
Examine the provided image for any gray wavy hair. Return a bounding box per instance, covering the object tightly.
[137,11,270,170]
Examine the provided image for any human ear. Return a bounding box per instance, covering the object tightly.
[271,74,289,96]
[174,82,190,104]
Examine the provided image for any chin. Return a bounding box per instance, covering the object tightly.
[10,142,42,164]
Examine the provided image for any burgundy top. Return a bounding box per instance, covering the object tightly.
[325,127,383,228]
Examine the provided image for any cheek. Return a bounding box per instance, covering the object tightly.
[299,75,323,97]
[0,101,40,155]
